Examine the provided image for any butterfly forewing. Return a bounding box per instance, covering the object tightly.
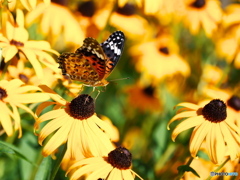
[76,37,106,80]
[100,31,125,77]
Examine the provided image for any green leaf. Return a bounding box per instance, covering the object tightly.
[178,165,200,178]
[0,140,35,165]
[34,156,52,180]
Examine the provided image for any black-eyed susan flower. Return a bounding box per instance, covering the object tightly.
[26,2,84,50]
[125,82,162,112]
[76,1,115,38]
[0,9,59,80]
[109,3,148,38]
[67,146,143,180]
[168,99,240,164]
[0,79,49,137]
[203,87,240,129]
[183,157,239,179]
[216,4,240,68]
[130,34,190,83]
[180,0,222,37]
[35,85,115,159]
[7,59,34,84]
[6,0,50,11]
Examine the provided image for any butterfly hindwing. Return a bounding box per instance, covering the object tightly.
[58,52,100,83]
[100,31,125,77]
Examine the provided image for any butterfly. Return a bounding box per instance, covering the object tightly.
[58,31,125,87]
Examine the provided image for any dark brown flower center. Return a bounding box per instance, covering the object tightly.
[107,147,132,170]
[10,39,24,47]
[116,3,136,16]
[227,95,240,111]
[202,99,227,123]
[51,0,67,6]
[77,1,96,17]
[159,47,169,55]
[0,87,7,100]
[19,74,29,84]
[69,94,95,120]
[191,0,206,8]
[143,85,154,97]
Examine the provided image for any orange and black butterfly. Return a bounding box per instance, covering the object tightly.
[58,31,125,87]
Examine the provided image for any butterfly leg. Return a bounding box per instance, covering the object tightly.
[94,88,101,100]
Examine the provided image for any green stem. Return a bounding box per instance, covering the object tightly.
[205,157,230,180]
[49,143,67,180]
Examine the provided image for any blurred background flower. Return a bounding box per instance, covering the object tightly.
[1,0,240,179]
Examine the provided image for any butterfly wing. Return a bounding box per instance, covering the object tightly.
[100,31,125,78]
[76,37,107,80]
[58,38,106,84]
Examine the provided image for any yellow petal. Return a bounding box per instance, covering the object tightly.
[39,115,68,145]
[189,121,210,157]
[3,46,18,62]
[42,121,71,156]
[219,122,238,160]
[38,85,67,105]
[0,102,13,136]
[21,48,43,79]
[12,93,49,103]
[122,169,135,180]
[16,9,25,27]
[71,163,103,180]
[35,101,56,117]
[171,116,205,141]
[10,102,22,138]
[167,111,197,130]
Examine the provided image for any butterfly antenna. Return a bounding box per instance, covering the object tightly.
[108,77,130,85]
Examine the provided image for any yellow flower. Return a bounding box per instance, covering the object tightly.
[183,157,239,180]
[181,0,222,37]
[125,82,162,112]
[216,4,240,68]
[35,85,115,159]
[0,9,59,80]
[5,0,50,11]
[130,35,190,83]
[0,79,49,138]
[202,87,240,128]
[109,3,148,38]
[7,59,34,83]
[26,2,84,50]
[67,146,143,180]
[168,99,240,164]
[76,1,115,38]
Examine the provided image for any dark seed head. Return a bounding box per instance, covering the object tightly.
[227,95,240,111]
[19,74,29,84]
[202,99,227,123]
[116,3,136,16]
[68,94,95,120]
[143,85,154,97]
[107,147,132,170]
[77,1,96,17]
[159,47,169,55]
[0,87,7,101]
[10,39,24,47]
[191,0,206,8]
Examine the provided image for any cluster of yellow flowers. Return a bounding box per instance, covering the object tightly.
[0,0,240,179]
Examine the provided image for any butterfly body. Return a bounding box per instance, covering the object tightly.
[58,31,125,87]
